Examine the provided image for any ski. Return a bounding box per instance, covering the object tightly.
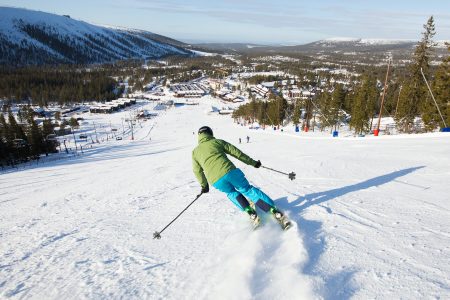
[280,219,292,231]
[250,213,261,230]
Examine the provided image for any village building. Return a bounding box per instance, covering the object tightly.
[89,98,137,114]
[170,83,207,98]
[250,84,270,99]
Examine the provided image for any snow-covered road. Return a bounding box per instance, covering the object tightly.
[1,98,449,299]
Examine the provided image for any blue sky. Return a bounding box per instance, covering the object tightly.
[1,0,449,44]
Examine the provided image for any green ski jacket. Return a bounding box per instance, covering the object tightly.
[192,133,258,188]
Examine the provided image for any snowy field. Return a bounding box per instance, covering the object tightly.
[1,97,449,299]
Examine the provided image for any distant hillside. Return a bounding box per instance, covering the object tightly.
[0,7,194,66]
[282,38,415,52]
[193,43,267,53]
[195,38,449,57]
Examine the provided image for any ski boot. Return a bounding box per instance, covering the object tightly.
[249,200,256,211]
[270,208,292,231]
[245,206,261,229]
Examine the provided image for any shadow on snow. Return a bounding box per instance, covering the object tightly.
[276,166,425,300]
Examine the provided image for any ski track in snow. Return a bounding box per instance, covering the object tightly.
[1,98,450,299]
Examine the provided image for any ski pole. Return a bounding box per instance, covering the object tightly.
[262,165,296,181]
[153,192,203,239]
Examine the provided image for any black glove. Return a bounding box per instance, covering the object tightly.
[254,160,261,168]
[201,185,209,193]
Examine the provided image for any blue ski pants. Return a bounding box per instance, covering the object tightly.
[213,168,275,211]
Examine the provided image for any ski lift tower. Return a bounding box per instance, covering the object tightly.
[374,54,392,136]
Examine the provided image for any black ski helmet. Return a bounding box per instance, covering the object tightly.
[198,126,213,136]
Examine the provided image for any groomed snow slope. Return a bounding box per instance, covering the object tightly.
[1,98,449,299]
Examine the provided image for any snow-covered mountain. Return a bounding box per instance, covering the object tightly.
[0,7,194,66]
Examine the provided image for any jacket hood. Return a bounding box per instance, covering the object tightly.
[198,132,214,144]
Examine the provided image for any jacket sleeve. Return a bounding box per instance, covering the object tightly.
[221,140,258,166]
[192,151,208,188]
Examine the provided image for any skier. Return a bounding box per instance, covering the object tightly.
[246,136,250,143]
[239,138,242,144]
[192,126,290,229]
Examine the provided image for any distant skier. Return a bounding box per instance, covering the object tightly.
[192,126,290,229]
[239,138,242,144]
[246,136,250,143]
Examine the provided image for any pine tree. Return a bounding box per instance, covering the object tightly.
[292,99,301,125]
[385,82,402,115]
[331,85,346,129]
[304,97,313,130]
[433,43,450,128]
[0,136,7,166]
[395,16,436,132]
[265,99,279,126]
[42,119,54,138]
[8,110,26,140]
[318,91,332,131]
[350,75,378,134]
[250,96,258,123]
[0,113,10,145]
[0,113,12,165]
[17,108,24,123]
[69,117,79,128]
[27,116,43,156]
[25,106,35,125]
[260,101,269,126]
[277,96,288,126]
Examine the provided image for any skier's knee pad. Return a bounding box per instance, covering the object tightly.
[255,200,272,212]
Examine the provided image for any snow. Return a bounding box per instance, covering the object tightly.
[1,97,450,299]
[323,37,415,45]
[190,49,217,57]
[358,39,414,45]
[0,6,109,43]
[324,37,361,43]
[435,40,450,48]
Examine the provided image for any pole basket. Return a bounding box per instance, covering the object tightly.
[153,231,162,239]
[262,165,296,181]
[288,172,296,180]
